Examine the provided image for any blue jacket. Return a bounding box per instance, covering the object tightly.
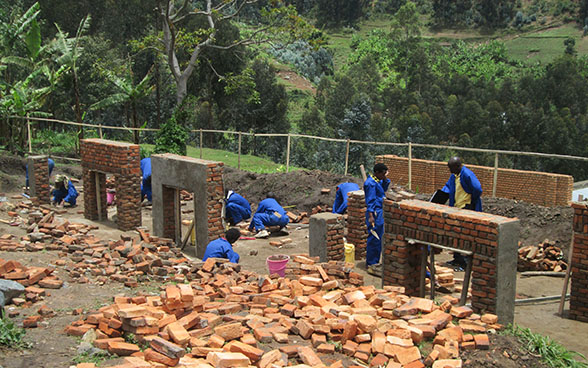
[26,158,55,187]
[140,158,152,201]
[332,182,360,214]
[226,192,251,225]
[442,165,483,212]
[52,180,78,205]
[202,238,240,263]
[364,175,390,225]
[249,198,289,231]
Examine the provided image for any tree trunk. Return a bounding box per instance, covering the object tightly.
[176,76,188,106]
[132,101,139,144]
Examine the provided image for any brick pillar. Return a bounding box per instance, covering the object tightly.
[309,213,345,262]
[206,163,224,244]
[115,174,141,230]
[82,170,108,221]
[347,190,367,260]
[570,202,588,322]
[27,155,50,205]
[162,186,176,240]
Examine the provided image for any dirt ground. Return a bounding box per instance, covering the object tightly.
[0,153,586,367]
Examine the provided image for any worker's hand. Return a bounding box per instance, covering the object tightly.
[369,212,375,228]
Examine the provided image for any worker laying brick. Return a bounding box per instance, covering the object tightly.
[202,228,241,263]
[224,190,251,226]
[332,182,360,214]
[24,157,54,189]
[140,157,152,203]
[248,194,289,238]
[365,163,390,276]
[52,174,78,207]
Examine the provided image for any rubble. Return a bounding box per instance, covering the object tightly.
[518,239,567,272]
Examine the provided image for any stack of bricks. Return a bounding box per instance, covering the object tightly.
[309,212,345,262]
[376,155,573,207]
[27,155,50,205]
[383,199,519,324]
[80,139,141,231]
[205,162,224,243]
[346,190,367,260]
[284,254,363,286]
[570,202,588,322]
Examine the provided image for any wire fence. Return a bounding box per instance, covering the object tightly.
[12,115,588,188]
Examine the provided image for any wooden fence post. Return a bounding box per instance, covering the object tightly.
[199,129,203,159]
[26,114,32,153]
[492,153,499,197]
[99,124,103,139]
[408,142,412,191]
[344,138,350,176]
[286,133,291,173]
[238,132,242,170]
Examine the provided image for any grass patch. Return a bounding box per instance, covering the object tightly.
[504,324,588,368]
[72,351,114,366]
[0,316,28,349]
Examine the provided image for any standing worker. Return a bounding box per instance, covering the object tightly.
[140,157,152,203]
[332,182,360,214]
[225,190,252,226]
[441,156,483,270]
[248,193,289,238]
[25,158,55,188]
[52,174,78,207]
[202,228,241,263]
[365,163,390,275]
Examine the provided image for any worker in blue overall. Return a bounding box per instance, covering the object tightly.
[225,190,252,226]
[365,163,390,276]
[441,156,483,270]
[25,158,55,188]
[332,182,360,214]
[52,174,78,207]
[140,157,152,202]
[248,194,289,238]
[202,228,241,263]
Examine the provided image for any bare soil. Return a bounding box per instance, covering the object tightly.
[0,152,586,367]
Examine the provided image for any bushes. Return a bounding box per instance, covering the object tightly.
[153,117,188,156]
[269,41,334,84]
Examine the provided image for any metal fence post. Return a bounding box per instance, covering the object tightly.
[344,138,350,176]
[27,114,32,153]
[238,132,242,170]
[199,129,203,159]
[408,142,412,191]
[493,153,499,197]
[286,133,291,173]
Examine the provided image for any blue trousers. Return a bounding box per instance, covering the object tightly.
[366,221,384,266]
[249,212,289,232]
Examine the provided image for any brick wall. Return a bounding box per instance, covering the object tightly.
[570,202,588,322]
[347,190,367,260]
[80,139,141,231]
[309,213,345,262]
[376,155,573,207]
[382,199,519,323]
[27,155,50,205]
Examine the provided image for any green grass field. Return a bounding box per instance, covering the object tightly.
[141,144,301,174]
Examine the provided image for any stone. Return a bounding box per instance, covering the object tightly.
[0,280,25,306]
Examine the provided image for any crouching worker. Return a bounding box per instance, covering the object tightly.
[225,190,251,226]
[140,157,152,203]
[24,158,55,188]
[332,182,360,214]
[52,174,78,207]
[202,228,241,263]
[248,194,289,238]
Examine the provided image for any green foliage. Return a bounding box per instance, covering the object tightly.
[269,40,334,83]
[504,325,588,368]
[0,316,27,348]
[154,116,188,156]
[72,350,113,365]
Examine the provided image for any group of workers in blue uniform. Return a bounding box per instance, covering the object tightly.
[24,158,79,207]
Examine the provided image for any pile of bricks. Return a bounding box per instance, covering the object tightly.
[570,202,588,322]
[67,258,499,368]
[284,254,363,286]
[346,191,367,261]
[518,240,567,272]
[27,155,51,206]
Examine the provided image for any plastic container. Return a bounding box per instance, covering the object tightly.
[266,255,290,277]
[344,242,355,263]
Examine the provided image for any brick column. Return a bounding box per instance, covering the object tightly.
[206,163,224,244]
[161,186,176,240]
[27,155,50,205]
[309,213,345,262]
[115,173,141,230]
[570,202,588,322]
[347,190,367,260]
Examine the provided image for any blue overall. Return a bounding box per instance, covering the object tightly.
[202,238,240,263]
[140,157,152,202]
[364,174,390,266]
[226,192,252,225]
[52,180,78,206]
[332,182,360,214]
[249,198,289,232]
[25,158,55,187]
[441,165,483,212]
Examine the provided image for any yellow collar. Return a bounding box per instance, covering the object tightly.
[370,174,381,183]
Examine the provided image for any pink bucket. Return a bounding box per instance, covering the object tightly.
[267,255,290,277]
[106,190,116,205]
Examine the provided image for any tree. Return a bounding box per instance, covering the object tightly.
[315,0,367,28]
[390,1,421,41]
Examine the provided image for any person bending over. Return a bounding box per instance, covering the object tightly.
[202,228,241,263]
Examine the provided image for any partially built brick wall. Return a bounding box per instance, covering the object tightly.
[346,190,367,261]
[382,199,519,323]
[309,213,345,262]
[27,155,50,205]
[376,155,573,207]
[151,154,224,259]
[80,139,141,231]
[570,202,588,322]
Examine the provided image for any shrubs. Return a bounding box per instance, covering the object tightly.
[269,40,333,84]
[153,117,188,156]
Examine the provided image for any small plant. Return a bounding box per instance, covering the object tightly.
[0,316,27,348]
[72,351,113,365]
[154,116,188,156]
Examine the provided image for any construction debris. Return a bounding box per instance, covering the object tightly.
[518,240,567,272]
